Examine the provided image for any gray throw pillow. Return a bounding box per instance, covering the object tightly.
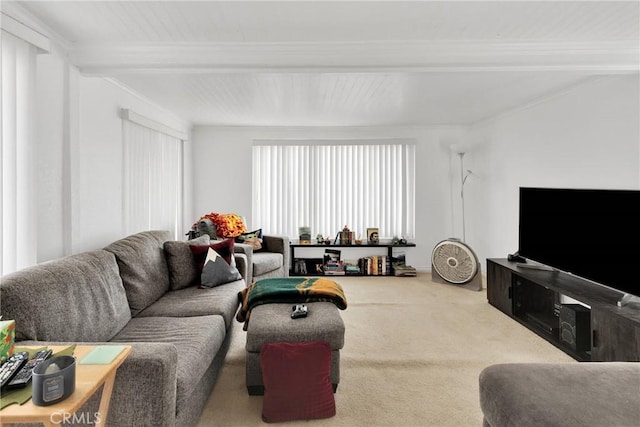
[201,248,242,288]
[164,236,211,290]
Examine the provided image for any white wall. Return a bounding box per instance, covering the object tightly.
[192,74,639,272]
[464,74,640,265]
[36,68,638,271]
[73,78,192,253]
[192,126,466,270]
[35,54,638,270]
[35,50,192,259]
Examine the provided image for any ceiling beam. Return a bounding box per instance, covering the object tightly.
[72,40,639,76]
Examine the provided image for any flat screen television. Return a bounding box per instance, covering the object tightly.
[518,187,640,298]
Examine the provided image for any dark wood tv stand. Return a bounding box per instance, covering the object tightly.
[487,258,640,362]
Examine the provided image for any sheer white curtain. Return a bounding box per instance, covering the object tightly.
[123,118,183,239]
[253,141,415,240]
[1,31,37,276]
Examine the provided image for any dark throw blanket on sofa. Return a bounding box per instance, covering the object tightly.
[237,277,347,329]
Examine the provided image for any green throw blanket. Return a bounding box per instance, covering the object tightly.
[237,277,347,329]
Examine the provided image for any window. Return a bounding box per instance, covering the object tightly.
[1,31,38,275]
[122,111,184,239]
[253,140,415,240]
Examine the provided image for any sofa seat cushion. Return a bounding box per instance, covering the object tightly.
[110,315,226,414]
[252,252,284,277]
[136,279,245,328]
[479,362,640,427]
[0,250,131,342]
[104,230,171,317]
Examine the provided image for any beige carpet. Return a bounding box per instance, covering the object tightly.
[197,274,574,426]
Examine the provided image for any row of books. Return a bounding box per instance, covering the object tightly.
[317,257,390,276]
[349,255,417,276]
[321,256,395,276]
[334,230,355,245]
[323,249,345,275]
[358,256,392,276]
[293,251,416,276]
[324,262,346,276]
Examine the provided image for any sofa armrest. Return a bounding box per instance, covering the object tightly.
[235,253,249,282]
[108,342,178,426]
[234,243,254,283]
[262,235,290,277]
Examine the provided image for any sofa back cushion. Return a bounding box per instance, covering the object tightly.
[0,250,131,342]
[164,238,237,289]
[164,241,200,290]
[104,230,171,316]
[163,235,210,290]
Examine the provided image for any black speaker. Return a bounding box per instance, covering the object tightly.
[559,304,591,352]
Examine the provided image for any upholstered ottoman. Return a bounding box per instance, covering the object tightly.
[245,302,345,395]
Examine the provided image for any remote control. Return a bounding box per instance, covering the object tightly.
[6,349,53,389]
[0,351,29,388]
[291,304,308,319]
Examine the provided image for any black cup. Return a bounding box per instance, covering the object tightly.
[32,355,76,406]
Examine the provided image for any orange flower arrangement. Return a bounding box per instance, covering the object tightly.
[197,212,247,238]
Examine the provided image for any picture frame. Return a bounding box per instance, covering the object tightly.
[366,227,379,244]
[298,226,311,244]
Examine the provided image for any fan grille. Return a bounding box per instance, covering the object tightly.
[432,240,478,284]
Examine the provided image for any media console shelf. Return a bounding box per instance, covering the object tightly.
[487,258,640,362]
[290,241,415,276]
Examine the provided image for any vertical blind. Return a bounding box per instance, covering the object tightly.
[123,119,183,239]
[252,141,415,240]
[1,32,37,276]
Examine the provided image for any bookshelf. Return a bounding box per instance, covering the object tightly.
[289,241,416,277]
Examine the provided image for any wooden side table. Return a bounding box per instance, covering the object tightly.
[0,345,131,427]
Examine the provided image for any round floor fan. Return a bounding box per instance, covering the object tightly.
[431,239,482,291]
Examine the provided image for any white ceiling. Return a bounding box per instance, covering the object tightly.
[7,1,640,127]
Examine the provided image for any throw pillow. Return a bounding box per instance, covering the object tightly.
[200,248,242,288]
[190,238,235,271]
[163,235,212,290]
[235,228,263,251]
[243,236,262,250]
[261,341,335,423]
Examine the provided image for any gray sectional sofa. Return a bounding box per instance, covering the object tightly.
[0,230,247,426]
[235,235,290,283]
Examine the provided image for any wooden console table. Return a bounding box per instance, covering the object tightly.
[0,345,131,427]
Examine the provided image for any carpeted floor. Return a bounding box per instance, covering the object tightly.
[196,273,574,426]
